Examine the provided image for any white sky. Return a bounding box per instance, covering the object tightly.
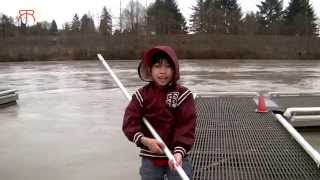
[2,0,320,28]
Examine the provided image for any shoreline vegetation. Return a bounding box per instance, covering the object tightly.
[1,34,320,62]
[1,0,319,62]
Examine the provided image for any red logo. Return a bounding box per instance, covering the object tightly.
[18,10,36,25]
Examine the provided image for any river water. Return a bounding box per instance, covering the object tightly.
[0,59,320,180]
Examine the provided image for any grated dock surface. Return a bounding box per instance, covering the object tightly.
[191,96,320,180]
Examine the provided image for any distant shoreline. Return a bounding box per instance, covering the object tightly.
[1,34,320,62]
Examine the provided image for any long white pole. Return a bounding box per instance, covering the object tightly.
[97,54,190,180]
[275,114,320,168]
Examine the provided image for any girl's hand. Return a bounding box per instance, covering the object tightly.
[168,153,183,170]
[141,137,164,154]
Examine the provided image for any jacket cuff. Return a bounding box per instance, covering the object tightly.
[173,146,187,158]
[133,132,144,146]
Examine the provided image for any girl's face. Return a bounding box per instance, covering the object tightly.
[150,59,174,87]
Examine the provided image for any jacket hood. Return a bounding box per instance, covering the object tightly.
[138,46,180,83]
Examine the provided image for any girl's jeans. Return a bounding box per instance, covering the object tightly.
[139,157,193,180]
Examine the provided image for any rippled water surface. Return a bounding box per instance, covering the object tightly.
[1,59,320,180]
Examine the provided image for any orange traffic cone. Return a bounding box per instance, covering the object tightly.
[256,95,268,113]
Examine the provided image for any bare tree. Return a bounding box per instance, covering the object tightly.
[121,0,146,34]
[241,12,259,35]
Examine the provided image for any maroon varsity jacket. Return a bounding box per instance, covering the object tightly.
[122,46,197,159]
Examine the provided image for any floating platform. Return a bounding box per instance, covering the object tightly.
[191,93,320,180]
[269,92,320,127]
[0,89,18,105]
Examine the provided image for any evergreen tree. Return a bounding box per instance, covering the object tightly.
[71,14,81,33]
[29,21,50,35]
[147,0,187,34]
[49,20,58,34]
[99,6,112,36]
[283,0,317,36]
[0,14,16,38]
[80,14,96,33]
[202,0,224,33]
[191,0,242,34]
[165,0,187,33]
[257,0,283,34]
[147,0,164,34]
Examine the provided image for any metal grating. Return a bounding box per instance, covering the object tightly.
[271,96,320,110]
[190,96,320,180]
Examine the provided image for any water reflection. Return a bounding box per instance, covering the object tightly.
[0,59,320,180]
[1,59,320,94]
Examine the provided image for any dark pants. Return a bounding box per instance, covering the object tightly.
[139,157,193,180]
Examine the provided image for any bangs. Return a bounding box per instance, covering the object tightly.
[150,52,174,68]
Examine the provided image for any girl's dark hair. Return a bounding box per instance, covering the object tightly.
[150,51,174,68]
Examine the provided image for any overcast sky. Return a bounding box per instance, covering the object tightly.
[2,0,320,28]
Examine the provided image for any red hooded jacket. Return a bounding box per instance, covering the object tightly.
[122,46,197,160]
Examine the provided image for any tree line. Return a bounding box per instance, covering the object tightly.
[0,0,318,39]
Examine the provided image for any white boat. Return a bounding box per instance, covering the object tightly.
[0,89,18,105]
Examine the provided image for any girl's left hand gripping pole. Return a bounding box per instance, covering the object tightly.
[97,54,190,180]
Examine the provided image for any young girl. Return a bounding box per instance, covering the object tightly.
[122,46,197,180]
